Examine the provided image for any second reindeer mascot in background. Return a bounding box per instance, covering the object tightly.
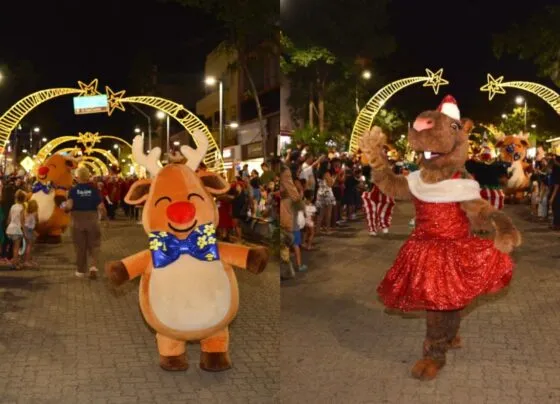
[359,95,522,381]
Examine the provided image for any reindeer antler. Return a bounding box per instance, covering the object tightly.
[180,129,208,170]
[132,135,161,177]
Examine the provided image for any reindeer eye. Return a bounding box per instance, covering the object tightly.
[188,193,204,201]
[451,122,460,131]
[155,196,171,206]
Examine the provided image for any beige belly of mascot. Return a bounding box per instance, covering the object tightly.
[139,255,239,341]
[31,190,69,243]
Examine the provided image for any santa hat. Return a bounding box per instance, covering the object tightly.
[437,95,461,121]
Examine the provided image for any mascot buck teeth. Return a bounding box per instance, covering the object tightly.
[359,95,521,381]
[105,130,269,372]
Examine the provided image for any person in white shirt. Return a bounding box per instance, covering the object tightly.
[5,190,26,267]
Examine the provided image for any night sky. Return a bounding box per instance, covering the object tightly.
[0,0,225,147]
[0,0,558,153]
[383,0,558,133]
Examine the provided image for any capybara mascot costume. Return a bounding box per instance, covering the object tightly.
[360,95,521,380]
[31,153,78,243]
[105,131,269,372]
[495,132,531,203]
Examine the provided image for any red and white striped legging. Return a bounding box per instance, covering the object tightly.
[480,188,505,210]
[362,185,395,233]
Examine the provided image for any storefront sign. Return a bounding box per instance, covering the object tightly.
[242,142,263,160]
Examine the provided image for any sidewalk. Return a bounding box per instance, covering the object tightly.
[0,217,279,403]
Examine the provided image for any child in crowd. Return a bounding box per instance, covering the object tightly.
[530,179,540,217]
[5,190,26,268]
[23,199,39,267]
[303,189,316,250]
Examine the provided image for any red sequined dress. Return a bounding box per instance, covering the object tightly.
[377,173,513,311]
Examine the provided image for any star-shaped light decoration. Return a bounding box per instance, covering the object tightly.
[480,74,507,101]
[422,68,449,95]
[77,79,101,96]
[77,132,101,147]
[105,86,126,116]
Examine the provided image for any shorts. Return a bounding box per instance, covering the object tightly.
[24,227,35,241]
[292,230,302,247]
[7,234,22,241]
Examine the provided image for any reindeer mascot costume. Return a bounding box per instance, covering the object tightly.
[105,131,269,372]
[495,132,531,203]
[360,95,521,380]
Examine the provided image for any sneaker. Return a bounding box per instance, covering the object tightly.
[75,271,85,278]
[297,264,308,272]
[369,231,377,236]
[89,267,98,280]
[382,228,389,234]
[350,214,357,220]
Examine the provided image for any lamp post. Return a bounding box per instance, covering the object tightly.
[205,76,224,156]
[356,70,372,114]
[156,111,170,157]
[113,144,120,160]
[130,103,152,151]
[29,126,39,155]
[515,96,527,132]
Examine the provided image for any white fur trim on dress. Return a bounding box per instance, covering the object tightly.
[406,170,480,202]
[440,103,460,120]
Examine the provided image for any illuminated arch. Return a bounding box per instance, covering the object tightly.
[0,79,224,173]
[82,156,109,176]
[349,68,449,153]
[79,160,101,176]
[480,74,560,114]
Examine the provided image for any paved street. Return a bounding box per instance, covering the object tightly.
[0,218,279,404]
[281,202,560,404]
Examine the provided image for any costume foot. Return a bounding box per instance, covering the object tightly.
[448,335,462,349]
[411,358,443,381]
[199,352,232,372]
[159,354,188,371]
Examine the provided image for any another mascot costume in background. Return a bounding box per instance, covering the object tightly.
[360,95,521,380]
[465,135,508,210]
[495,132,531,203]
[105,130,269,372]
[31,153,78,243]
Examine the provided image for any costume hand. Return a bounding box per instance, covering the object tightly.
[358,126,388,170]
[105,261,129,286]
[492,217,522,254]
[246,246,269,274]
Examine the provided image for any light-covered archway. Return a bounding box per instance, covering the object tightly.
[0,79,225,173]
[349,68,449,154]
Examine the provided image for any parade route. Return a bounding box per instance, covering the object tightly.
[0,218,279,404]
[281,202,560,404]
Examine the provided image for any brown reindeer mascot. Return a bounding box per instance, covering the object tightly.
[359,95,521,380]
[105,131,269,372]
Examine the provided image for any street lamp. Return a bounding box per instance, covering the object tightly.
[173,141,180,146]
[515,96,527,132]
[156,111,170,157]
[113,143,120,159]
[205,75,224,156]
[42,137,47,142]
[501,114,507,119]
[228,121,239,129]
[29,126,40,155]
[356,70,372,113]
[129,104,153,151]
[134,127,141,134]
[531,124,536,129]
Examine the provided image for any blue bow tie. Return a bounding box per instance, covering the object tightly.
[149,223,220,269]
[32,182,51,194]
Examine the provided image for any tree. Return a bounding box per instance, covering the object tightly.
[285,126,348,156]
[281,33,336,133]
[494,5,560,87]
[169,0,277,158]
[496,106,541,136]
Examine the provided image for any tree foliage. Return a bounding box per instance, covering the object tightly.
[494,5,560,87]
[285,126,348,156]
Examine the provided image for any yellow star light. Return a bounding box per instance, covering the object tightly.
[422,68,449,95]
[480,74,507,101]
[77,79,101,96]
[105,86,126,116]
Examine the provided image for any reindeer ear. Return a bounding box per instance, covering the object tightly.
[520,139,529,147]
[199,172,229,195]
[495,140,504,148]
[125,179,152,205]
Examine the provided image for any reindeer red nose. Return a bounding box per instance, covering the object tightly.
[38,166,49,177]
[413,117,435,132]
[166,201,196,224]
